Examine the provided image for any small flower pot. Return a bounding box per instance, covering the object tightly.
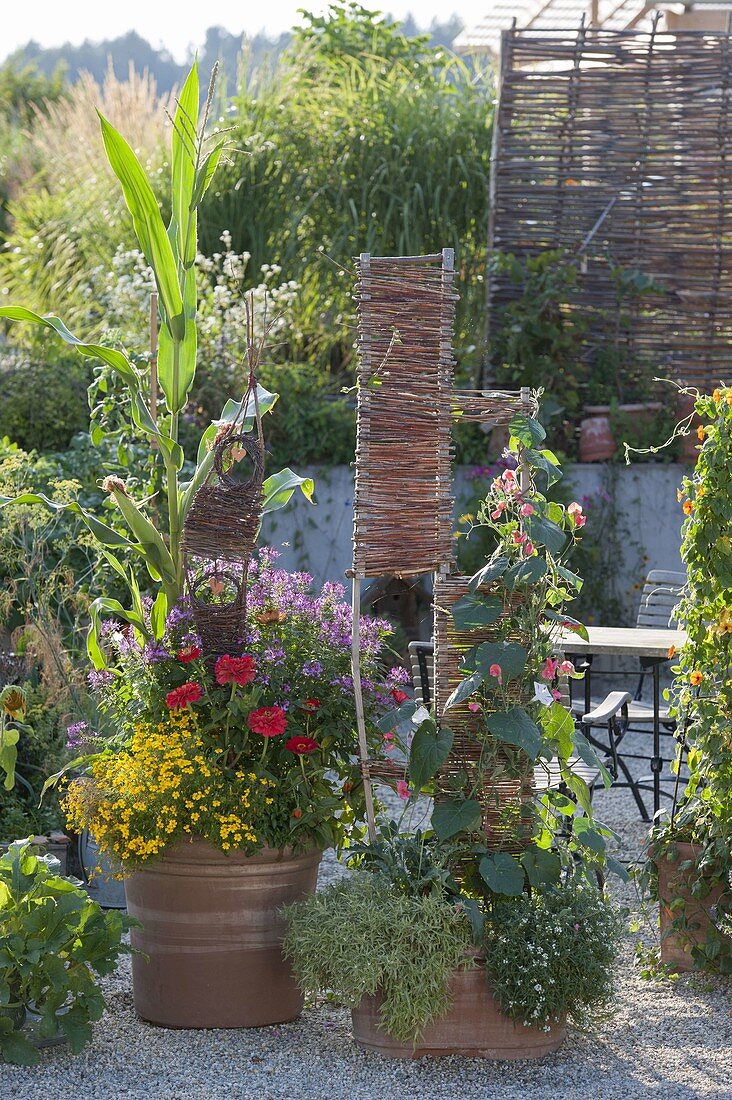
[351,962,566,1059]
[656,841,731,971]
[125,838,321,1028]
[579,406,615,463]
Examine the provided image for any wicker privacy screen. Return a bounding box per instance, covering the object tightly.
[353,251,458,578]
[488,23,732,388]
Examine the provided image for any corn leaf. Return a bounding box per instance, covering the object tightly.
[98,112,184,337]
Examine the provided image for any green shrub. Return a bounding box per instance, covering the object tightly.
[0,682,68,841]
[0,350,92,452]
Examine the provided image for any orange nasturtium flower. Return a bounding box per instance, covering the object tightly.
[697,424,706,441]
[726,391,732,406]
[690,670,703,686]
[713,389,722,404]
[683,499,694,515]
[716,609,732,636]
[667,645,676,659]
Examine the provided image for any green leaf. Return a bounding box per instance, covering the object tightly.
[104,486,177,586]
[479,852,525,896]
[524,513,567,556]
[262,469,315,513]
[0,492,137,552]
[0,725,20,790]
[376,700,417,734]
[444,670,483,709]
[572,820,607,855]
[557,565,583,592]
[150,591,168,641]
[193,140,225,206]
[572,730,612,789]
[409,724,453,789]
[540,700,575,759]
[451,594,503,631]
[525,447,562,486]
[88,598,149,669]
[469,641,527,683]
[509,414,546,448]
[522,847,561,888]
[504,556,547,589]
[431,798,482,840]
[0,1029,40,1066]
[486,707,543,761]
[169,60,199,268]
[98,113,184,336]
[468,555,509,592]
[544,609,589,642]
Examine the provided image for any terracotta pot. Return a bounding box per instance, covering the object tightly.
[125,838,321,1028]
[656,841,730,971]
[351,963,566,1059]
[579,406,614,463]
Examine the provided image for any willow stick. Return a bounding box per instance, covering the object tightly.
[350,571,377,842]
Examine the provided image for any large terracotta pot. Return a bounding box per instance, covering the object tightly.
[656,841,729,971]
[351,963,566,1059]
[125,838,321,1028]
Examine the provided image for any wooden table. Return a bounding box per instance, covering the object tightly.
[557,626,687,816]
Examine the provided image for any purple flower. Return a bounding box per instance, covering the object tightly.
[303,660,323,677]
[66,721,88,751]
[142,641,169,664]
[166,600,194,630]
[387,666,410,685]
[87,669,114,690]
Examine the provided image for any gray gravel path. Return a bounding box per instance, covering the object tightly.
[4,740,732,1100]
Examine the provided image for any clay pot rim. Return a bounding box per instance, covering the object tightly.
[126,836,322,872]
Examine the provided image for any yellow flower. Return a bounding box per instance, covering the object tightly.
[713,389,722,404]
[0,685,26,719]
[697,424,706,441]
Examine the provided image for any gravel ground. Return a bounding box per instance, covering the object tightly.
[4,736,732,1100]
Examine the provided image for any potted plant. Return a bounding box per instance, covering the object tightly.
[286,411,626,1056]
[638,386,732,972]
[62,548,400,1027]
[0,62,379,1028]
[0,839,132,1065]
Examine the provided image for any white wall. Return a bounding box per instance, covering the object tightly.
[260,463,684,598]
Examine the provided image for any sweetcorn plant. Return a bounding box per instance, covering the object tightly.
[0,61,312,665]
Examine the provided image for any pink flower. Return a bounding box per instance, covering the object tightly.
[502,469,516,483]
[165,682,202,710]
[567,502,587,527]
[559,660,575,676]
[468,701,481,712]
[489,663,503,684]
[541,657,559,681]
[215,654,257,686]
[396,780,412,801]
[551,688,562,701]
[512,530,526,545]
[523,541,535,556]
[491,501,507,520]
[519,503,535,517]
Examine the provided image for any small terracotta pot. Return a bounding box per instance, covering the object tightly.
[579,406,614,463]
[125,838,321,1028]
[656,841,729,971]
[351,963,566,1059]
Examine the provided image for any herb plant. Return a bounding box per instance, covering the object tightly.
[0,840,132,1065]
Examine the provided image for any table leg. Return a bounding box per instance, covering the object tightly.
[652,663,661,815]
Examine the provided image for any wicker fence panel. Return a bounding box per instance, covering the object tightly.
[489,24,732,388]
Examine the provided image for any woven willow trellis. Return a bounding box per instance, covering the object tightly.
[350,249,533,838]
[487,22,732,389]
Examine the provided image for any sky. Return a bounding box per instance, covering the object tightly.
[2,1,482,63]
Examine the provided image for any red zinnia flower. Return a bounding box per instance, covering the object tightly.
[166,681,202,710]
[391,689,409,705]
[248,706,288,737]
[286,735,319,755]
[177,645,201,664]
[302,698,321,712]
[215,654,257,686]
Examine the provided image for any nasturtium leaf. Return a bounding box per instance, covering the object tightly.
[504,557,547,590]
[451,594,503,631]
[522,847,562,888]
[409,724,454,789]
[524,514,567,556]
[479,852,525,896]
[486,707,544,762]
[508,414,546,448]
[431,798,482,840]
[444,671,483,709]
[468,556,510,592]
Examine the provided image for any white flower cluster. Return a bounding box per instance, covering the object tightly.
[81,234,300,370]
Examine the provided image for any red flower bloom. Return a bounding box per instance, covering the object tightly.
[166,681,202,710]
[302,698,321,712]
[391,689,409,705]
[286,735,319,755]
[215,654,257,686]
[177,645,201,664]
[248,706,288,737]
